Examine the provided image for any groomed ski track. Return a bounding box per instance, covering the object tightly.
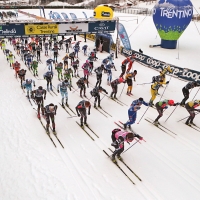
[1,8,200,200]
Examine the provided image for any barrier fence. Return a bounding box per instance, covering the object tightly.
[121,47,200,83]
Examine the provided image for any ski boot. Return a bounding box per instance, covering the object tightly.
[117,154,123,161]
[61,102,65,108]
[37,113,41,119]
[126,91,129,95]
[190,122,196,126]
[46,126,50,135]
[153,121,159,126]
[80,123,84,127]
[53,128,56,135]
[114,95,117,99]
[185,121,191,126]
[50,86,53,91]
[65,100,68,106]
[111,155,117,163]
[123,123,127,129]
[84,94,87,97]
[84,121,88,126]
[94,103,96,108]
[98,104,101,108]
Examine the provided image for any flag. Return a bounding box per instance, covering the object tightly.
[118,23,131,50]
[70,13,78,20]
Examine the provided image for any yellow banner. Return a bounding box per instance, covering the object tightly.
[25,24,58,35]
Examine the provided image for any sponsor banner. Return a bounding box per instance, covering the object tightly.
[25,24,59,35]
[88,21,116,33]
[118,23,131,50]
[0,24,24,37]
[121,47,200,83]
[59,23,88,34]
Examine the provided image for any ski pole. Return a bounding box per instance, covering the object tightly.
[100,94,106,101]
[72,88,79,93]
[123,140,140,154]
[67,115,78,118]
[159,74,173,101]
[177,111,200,122]
[119,83,126,97]
[192,87,200,101]
[165,105,178,122]
[137,106,150,124]
[137,82,152,85]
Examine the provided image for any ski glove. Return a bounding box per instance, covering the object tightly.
[69,87,72,91]
[57,90,59,93]
[88,112,90,115]
[166,81,169,84]
[175,102,180,106]
[44,96,46,100]
[164,106,168,109]
[77,113,80,117]
[105,91,108,94]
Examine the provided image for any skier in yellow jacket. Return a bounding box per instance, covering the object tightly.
[149,75,169,106]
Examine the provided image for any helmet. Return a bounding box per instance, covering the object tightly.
[38,86,43,90]
[168,100,174,106]
[16,61,18,63]
[64,79,68,83]
[126,132,134,142]
[86,60,89,64]
[138,97,143,103]
[118,77,124,83]
[66,53,68,57]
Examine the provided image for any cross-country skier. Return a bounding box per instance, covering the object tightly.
[44,41,49,56]
[62,53,69,69]
[72,59,79,77]
[44,103,57,134]
[76,77,88,98]
[101,57,109,73]
[8,52,15,67]
[43,69,54,91]
[82,44,88,56]
[26,52,33,69]
[69,51,75,65]
[73,43,80,58]
[36,45,42,61]
[94,65,104,87]
[180,81,199,107]
[31,86,46,119]
[75,100,91,126]
[63,68,73,84]
[31,60,38,76]
[57,80,71,107]
[126,55,135,73]
[55,62,63,80]
[82,60,92,87]
[22,79,36,97]
[46,58,54,72]
[110,77,124,99]
[125,70,137,95]
[106,63,113,86]
[18,69,26,87]
[120,57,131,77]
[111,128,143,163]
[153,100,179,125]
[185,100,200,126]
[160,65,173,83]
[52,44,60,63]
[149,79,169,107]
[90,86,108,108]
[123,98,148,129]
[13,61,20,78]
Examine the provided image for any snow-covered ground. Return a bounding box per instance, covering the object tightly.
[1,6,200,200]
